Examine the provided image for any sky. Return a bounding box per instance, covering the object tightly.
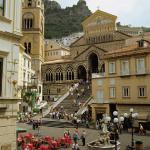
[55,0,150,27]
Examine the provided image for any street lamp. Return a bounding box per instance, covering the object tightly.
[112,111,124,150]
[124,108,138,150]
[113,111,119,150]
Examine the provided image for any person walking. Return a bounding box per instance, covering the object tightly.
[81,130,86,146]
[139,124,144,135]
[73,129,79,143]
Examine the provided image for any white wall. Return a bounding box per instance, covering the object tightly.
[0,0,22,98]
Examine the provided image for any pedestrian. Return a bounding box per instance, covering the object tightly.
[81,130,86,146]
[139,124,144,135]
[119,123,123,134]
[77,93,80,99]
[73,129,79,143]
[86,119,89,128]
[96,120,99,129]
[32,120,35,130]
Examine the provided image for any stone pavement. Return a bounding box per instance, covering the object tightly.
[18,123,150,150]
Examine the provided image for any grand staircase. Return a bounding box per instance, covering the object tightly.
[57,82,92,114]
[43,82,92,118]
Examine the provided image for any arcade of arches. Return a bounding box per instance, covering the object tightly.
[42,52,105,99]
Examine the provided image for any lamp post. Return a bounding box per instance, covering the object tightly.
[124,108,138,150]
[113,111,124,150]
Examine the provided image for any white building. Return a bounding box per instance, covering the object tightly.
[0,0,22,149]
[56,32,84,47]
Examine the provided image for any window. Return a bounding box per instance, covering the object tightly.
[109,62,116,74]
[96,90,103,103]
[136,58,145,74]
[28,74,30,82]
[138,87,146,97]
[24,43,28,53]
[23,13,34,29]
[0,0,4,16]
[56,69,63,81]
[121,60,129,75]
[28,61,30,68]
[138,40,144,47]
[0,58,3,96]
[66,67,74,80]
[122,87,130,97]
[46,71,53,82]
[24,42,31,54]
[28,0,32,7]
[109,87,116,98]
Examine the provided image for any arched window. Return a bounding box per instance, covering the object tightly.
[23,13,34,29]
[28,0,32,7]
[66,67,74,80]
[46,70,53,82]
[55,68,63,81]
[46,73,49,81]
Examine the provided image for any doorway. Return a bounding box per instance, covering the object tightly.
[77,65,87,81]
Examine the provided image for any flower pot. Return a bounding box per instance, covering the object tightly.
[135,141,143,150]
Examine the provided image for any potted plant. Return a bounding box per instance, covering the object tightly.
[135,140,143,150]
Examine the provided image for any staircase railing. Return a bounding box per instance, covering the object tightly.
[42,91,69,117]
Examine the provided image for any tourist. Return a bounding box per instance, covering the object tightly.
[73,129,79,143]
[139,124,144,135]
[96,120,99,129]
[119,123,123,134]
[81,130,86,146]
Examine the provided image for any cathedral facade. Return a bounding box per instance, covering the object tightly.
[41,10,131,100]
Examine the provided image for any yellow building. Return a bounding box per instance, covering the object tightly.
[21,0,45,101]
[92,37,150,121]
[45,40,70,61]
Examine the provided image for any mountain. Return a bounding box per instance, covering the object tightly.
[44,0,91,39]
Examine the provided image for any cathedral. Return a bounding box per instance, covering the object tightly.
[41,10,132,100]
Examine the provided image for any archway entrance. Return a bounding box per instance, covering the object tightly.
[77,65,86,81]
[88,53,98,73]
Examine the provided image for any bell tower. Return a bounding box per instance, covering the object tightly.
[21,0,45,100]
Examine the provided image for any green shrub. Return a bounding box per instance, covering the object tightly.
[33,108,40,113]
[136,140,143,145]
